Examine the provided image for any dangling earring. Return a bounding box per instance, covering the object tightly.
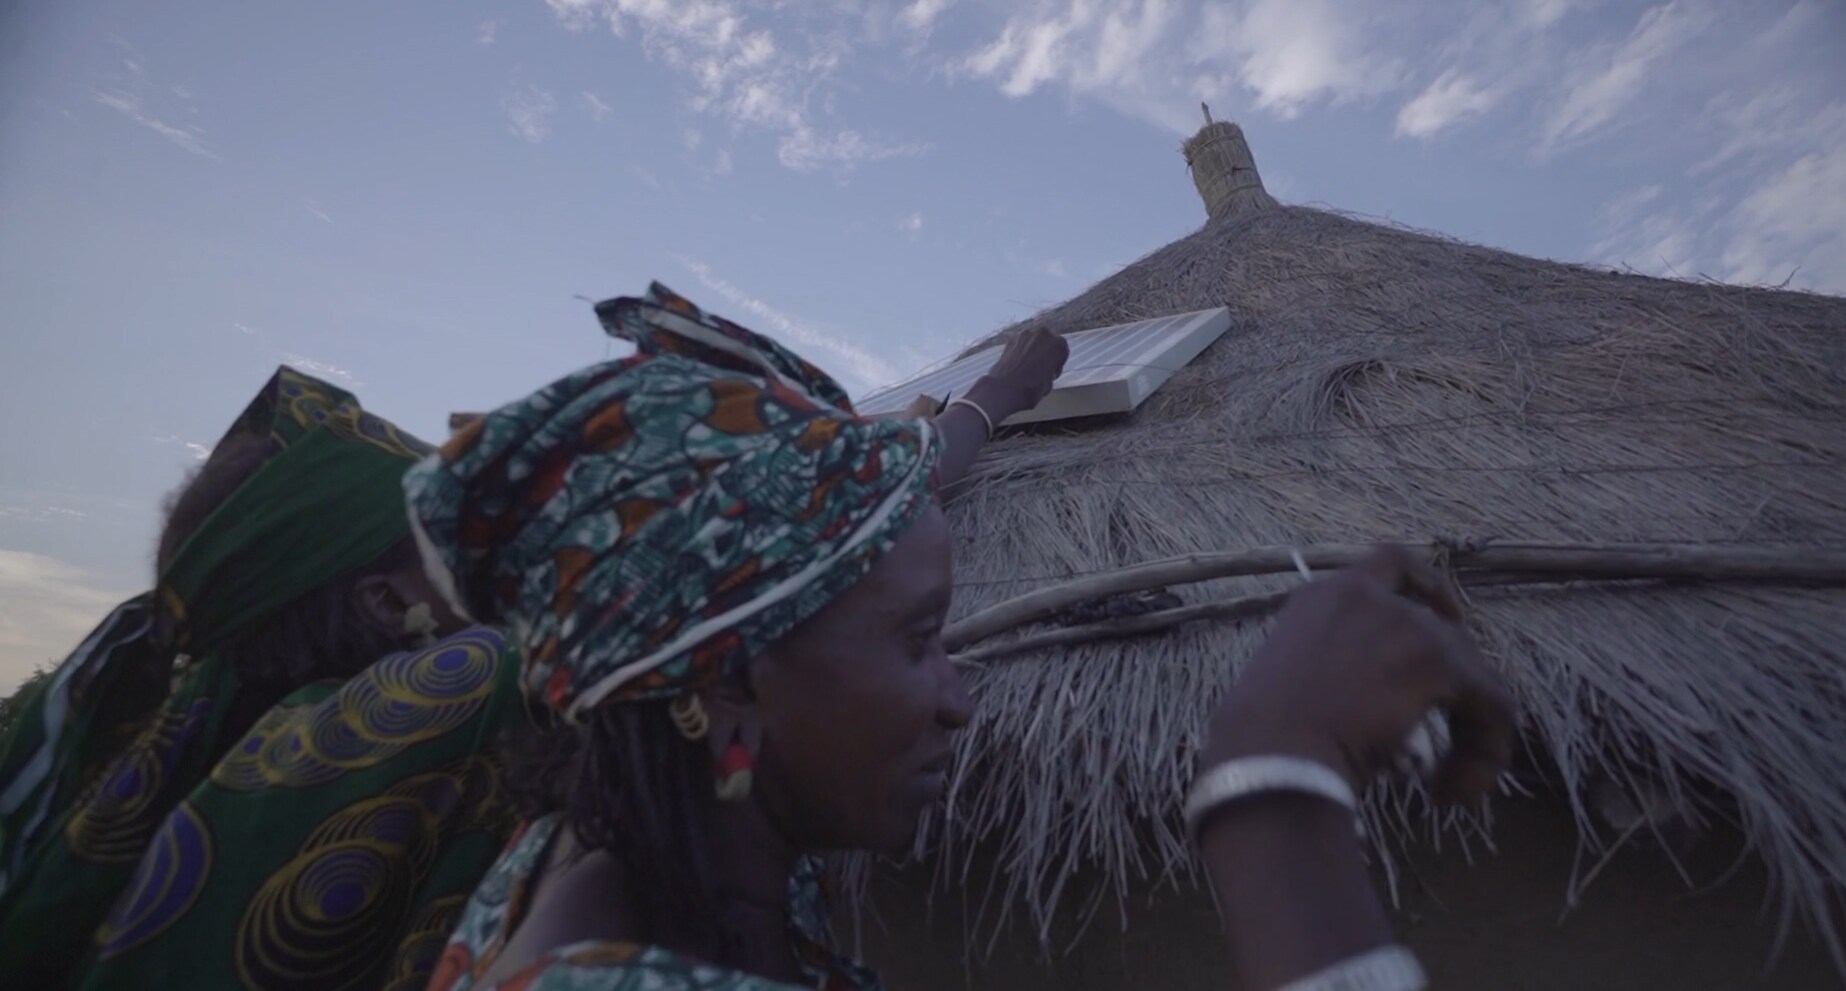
[670,694,709,741]
[715,734,754,803]
[402,602,440,648]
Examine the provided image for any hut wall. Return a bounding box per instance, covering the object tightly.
[855,796,1839,989]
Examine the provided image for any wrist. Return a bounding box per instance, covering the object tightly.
[1201,716,1360,791]
[963,376,1022,423]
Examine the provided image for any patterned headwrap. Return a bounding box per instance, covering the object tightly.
[405,282,940,720]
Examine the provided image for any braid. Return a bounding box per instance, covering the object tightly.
[502,703,724,946]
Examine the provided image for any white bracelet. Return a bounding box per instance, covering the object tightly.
[1185,755,1357,840]
[1272,945,1427,991]
[943,397,996,439]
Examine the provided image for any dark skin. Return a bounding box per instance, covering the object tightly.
[886,326,1069,494]
[1197,546,1516,989]
[480,506,969,985]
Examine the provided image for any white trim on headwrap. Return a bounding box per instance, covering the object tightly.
[405,456,475,625]
[644,307,823,404]
[564,418,937,722]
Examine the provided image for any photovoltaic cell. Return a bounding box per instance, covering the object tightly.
[855,307,1231,425]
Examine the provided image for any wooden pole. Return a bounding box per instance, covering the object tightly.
[943,541,1846,651]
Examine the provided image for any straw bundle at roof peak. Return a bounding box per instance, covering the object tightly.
[915,131,1846,963]
[1182,107,1277,221]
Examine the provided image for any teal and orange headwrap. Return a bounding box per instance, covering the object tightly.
[404,282,940,720]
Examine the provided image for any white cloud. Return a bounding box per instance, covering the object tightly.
[1198,0,1400,119]
[959,0,1398,132]
[540,0,926,173]
[281,353,362,386]
[302,198,334,224]
[898,211,924,233]
[710,148,733,175]
[901,0,956,34]
[0,551,133,692]
[1720,144,1846,288]
[630,164,662,188]
[152,434,214,461]
[683,127,703,149]
[0,506,87,523]
[1541,1,1712,152]
[232,322,257,335]
[477,19,501,46]
[1395,70,1499,139]
[672,254,900,391]
[504,83,559,143]
[93,89,220,160]
[580,90,615,121]
[777,126,928,172]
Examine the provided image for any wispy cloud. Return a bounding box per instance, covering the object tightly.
[900,0,957,34]
[281,353,363,386]
[672,254,899,391]
[152,434,214,461]
[0,551,133,692]
[0,505,87,523]
[1395,70,1499,139]
[580,90,615,122]
[503,82,558,143]
[539,0,928,173]
[630,164,663,189]
[477,19,501,46]
[302,199,334,224]
[93,89,220,160]
[92,37,220,160]
[1541,1,1712,152]
[898,212,924,234]
[709,148,733,175]
[232,322,258,335]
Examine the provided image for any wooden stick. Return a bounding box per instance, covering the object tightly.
[951,573,1547,664]
[943,541,1846,651]
[954,590,1289,664]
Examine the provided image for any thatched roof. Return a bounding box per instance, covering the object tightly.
[921,122,1846,957]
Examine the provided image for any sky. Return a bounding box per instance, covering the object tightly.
[0,0,1841,691]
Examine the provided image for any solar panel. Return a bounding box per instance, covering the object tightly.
[856,307,1231,425]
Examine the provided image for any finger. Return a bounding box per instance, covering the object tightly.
[1431,634,1516,805]
[1346,545,1464,621]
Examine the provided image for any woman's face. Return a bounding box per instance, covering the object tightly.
[748,506,973,854]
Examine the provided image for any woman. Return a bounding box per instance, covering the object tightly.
[0,369,515,987]
[408,284,1513,990]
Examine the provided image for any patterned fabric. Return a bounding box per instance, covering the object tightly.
[69,627,525,991]
[427,815,878,991]
[0,367,439,985]
[405,281,940,719]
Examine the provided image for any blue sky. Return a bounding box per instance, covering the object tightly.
[1,0,1841,690]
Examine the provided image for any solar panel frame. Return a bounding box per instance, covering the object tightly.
[855,307,1231,425]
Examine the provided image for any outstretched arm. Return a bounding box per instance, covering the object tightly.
[890,327,1069,496]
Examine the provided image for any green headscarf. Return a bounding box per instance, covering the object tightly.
[0,367,434,984]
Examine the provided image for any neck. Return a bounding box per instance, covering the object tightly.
[515,799,805,982]
[708,796,801,915]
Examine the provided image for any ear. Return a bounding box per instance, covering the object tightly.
[700,669,763,760]
[352,573,417,641]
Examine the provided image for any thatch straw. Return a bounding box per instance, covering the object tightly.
[1182,116,1277,220]
[912,201,1846,959]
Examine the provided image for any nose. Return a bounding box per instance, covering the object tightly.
[937,655,975,730]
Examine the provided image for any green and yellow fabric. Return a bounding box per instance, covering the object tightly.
[75,626,521,991]
[0,367,510,987]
